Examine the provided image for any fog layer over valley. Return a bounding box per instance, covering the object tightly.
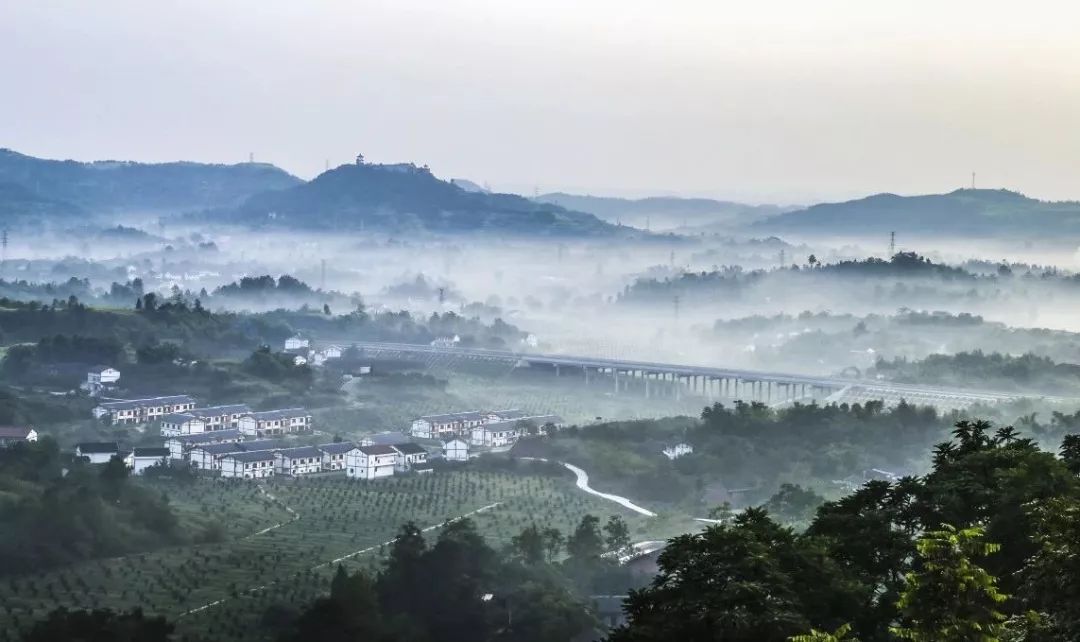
[4,146,1080,642]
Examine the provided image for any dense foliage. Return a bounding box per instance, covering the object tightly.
[0,439,181,576]
[609,420,1080,641]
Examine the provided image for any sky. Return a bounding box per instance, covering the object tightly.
[2,0,1079,204]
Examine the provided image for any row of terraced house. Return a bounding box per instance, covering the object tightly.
[410,409,565,448]
[164,431,431,480]
[91,396,313,438]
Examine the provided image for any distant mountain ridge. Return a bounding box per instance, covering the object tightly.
[224,162,617,236]
[758,188,1080,236]
[0,180,84,222]
[535,192,792,230]
[0,148,301,213]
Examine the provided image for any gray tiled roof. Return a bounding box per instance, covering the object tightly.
[189,405,251,419]
[276,446,323,460]
[245,408,309,421]
[317,442,356,455]
[392,443,427,456]
[223,449,277,463]
[168,429,242,444]
[98,395,196,411]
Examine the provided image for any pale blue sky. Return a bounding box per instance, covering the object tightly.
[2,0,1078,203]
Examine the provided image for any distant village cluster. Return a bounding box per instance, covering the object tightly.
[30,392,565,481]
[0,336,565,481]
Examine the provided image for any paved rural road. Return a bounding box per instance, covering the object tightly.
[520,457,657,517]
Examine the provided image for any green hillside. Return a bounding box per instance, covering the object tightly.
[0,148,301,213]
[229,162,617,236]
[758,188,1080,236]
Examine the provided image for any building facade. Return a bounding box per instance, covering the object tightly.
[238,408,312,437]
[219,450,276,479]
[93,395,197,425]
[345,445,397,480]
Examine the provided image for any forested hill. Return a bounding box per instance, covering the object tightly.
[0,148,301,213]
[0,180,84,222]
[536,192,789,229]
[226,162,618,236]
[757,188,1080,236]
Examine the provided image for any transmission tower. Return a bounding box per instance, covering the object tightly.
[1,229,7,278]
[889,231,896,258]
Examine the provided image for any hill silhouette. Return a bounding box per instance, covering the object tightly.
[0,180,84,223]
[758,188,1080,236]
[537,192,790,230]
[228,162,616,235]
[0,148,301,213]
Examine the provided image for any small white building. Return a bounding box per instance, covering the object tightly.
[160,413,206,437]
[165,429,243,461]
[322,346,342,360]
[443,439,469,462]
[239,408,312,437]
[391,443,429,471]
[410,411,486,439]
[469,420,523,448]
[317,442,355,471]
[662,443,694,460]
[219,450,277,479]
[129,447,170,475]
[275,446,324,477]
[0,426,38,446]
[345,445,397,480]
[284,336,310,351]
[83,366,121,395]
[187,405,251,431]
[75,442,120,464]
[189,438,281,471]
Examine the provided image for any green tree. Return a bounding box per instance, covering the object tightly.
[603,515,632,557]
[891,525,1007,642]
[23,608,173,642]
[511,524,547,566]
[566,515,605,562]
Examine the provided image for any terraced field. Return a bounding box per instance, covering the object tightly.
[0,465,682,641]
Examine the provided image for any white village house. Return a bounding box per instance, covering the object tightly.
[0,426,38,446]
[345,445,397,480]
[93,395,197,425]
[662,443,694,460]
[219,450,276,479]
[318,441,355,471]
[239,408,312,437]
[165,429,243,461]
[274,446,324,477]
[187,439,281,471]
[391,442,429,471]
[83,366,121,395]
[469,414,565,448]
[284,336,310,351]
[443,438,469,462]
[129,447,170,475]
[190,404,251,431]
[75,442,120,464]
[160,413,206,437]
[469,420,522,448]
